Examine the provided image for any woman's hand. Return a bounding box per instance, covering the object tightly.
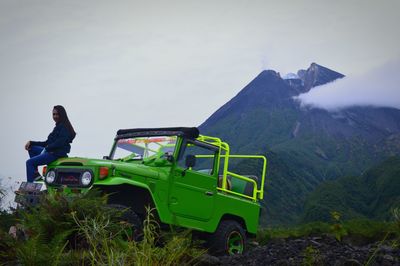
[25,141,31,150]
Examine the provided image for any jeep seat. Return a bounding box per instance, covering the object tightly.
[218,175,232,190]
[243,175,258,197]
[228,175,258,197]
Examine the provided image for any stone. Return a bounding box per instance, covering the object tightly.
[198,254,220,265]
[383,254,394,262]
[310,240,322,247]
[380,245,394,253]
[8,226,17,238]
[343,259,362,266]
[248,241,260,247]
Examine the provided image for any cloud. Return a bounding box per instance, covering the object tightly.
[296,59,400,110]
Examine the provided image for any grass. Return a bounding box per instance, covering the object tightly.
[302,245,322,266]
[365,208,400,266]
[257,219,400,245]
[257,212,400,266]
[1,187,398,265]
[0,190,205,265]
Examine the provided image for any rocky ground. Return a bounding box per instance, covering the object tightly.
[199,235,399,266]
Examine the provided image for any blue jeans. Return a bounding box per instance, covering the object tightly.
[26,146,57,182]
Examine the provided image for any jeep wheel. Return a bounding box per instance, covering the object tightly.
[106,204,143,241]
[208,220,247,255]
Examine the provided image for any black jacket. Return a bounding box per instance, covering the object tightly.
[31,123,75,157]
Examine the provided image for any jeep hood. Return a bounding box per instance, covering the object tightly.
[50,157,160,179]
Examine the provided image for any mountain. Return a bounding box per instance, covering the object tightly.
[298,62,345,92]
[303,156,400,222]
[199,63,400,225]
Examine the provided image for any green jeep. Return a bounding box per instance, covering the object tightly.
[42,127,267,255]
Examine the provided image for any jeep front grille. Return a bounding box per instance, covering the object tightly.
[57,171,81,186]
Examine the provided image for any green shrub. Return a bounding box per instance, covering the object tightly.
[343,219,397,243]
[0,190,205,265]
[257,222,331,245]
[302,245,322,266]
[257,218,398,245]
[124,212,204,266]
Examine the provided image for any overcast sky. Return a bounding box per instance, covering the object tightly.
[1,0,399,200]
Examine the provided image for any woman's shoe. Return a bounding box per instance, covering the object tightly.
[33,172,43,182]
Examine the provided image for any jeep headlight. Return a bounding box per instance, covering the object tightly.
[81,171,92,186]
[46,170,56,184]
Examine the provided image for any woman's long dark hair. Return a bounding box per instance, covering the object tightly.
[53,105,76,140]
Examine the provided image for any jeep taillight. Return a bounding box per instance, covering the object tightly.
[42,166,47,176]
[99,167,109,179]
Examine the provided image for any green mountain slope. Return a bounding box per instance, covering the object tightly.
[200,63,400,225]
[303,156,400,222]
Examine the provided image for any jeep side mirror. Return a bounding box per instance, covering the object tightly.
[182,155,196,176]
[185,155,196,168]
[163,152,174,163]
[166,154,174,162]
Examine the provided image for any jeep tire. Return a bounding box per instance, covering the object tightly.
[106,204,143,241]
[208,220,247,255]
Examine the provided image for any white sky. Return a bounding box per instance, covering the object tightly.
[0,0,399,196]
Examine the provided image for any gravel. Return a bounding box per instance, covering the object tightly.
[199,235,400,266]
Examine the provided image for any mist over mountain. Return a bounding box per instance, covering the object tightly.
[199,63,400,225]
[296,59,400,110]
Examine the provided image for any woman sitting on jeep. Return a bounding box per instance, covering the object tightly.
[25,105,76,182]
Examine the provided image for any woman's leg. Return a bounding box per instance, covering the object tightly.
[26,153,57,182]
[26,146,45,180]
[28,146,44,158]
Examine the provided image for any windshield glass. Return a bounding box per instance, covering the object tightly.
[112,136,177,161]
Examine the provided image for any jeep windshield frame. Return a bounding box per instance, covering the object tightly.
[111,135,178,161]
[109,127,200,161]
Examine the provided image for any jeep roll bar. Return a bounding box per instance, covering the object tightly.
[196,135,267,201]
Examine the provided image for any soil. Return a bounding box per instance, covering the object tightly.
[199,235,399,266]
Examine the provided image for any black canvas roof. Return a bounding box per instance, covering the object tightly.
[116,127,200,139]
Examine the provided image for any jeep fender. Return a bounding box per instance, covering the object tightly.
[93,177,161,220]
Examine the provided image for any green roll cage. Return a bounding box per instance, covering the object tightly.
[112,133,267,202]
[196,135,267,201]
